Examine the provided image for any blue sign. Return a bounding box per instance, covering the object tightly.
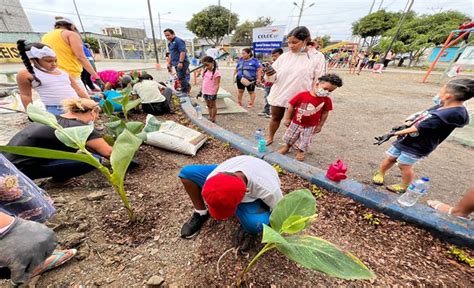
[428,47,460,62]
[253,41,283,54]
[252,25,286,54]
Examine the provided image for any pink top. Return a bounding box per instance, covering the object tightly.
[201,69,221,95]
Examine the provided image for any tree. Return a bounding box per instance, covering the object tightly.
[314,35,331,48]
[232,17,273,44]
[380,10,467,66]
[84,37,100,53]
[352,10,410,49]
[186,5,239,45]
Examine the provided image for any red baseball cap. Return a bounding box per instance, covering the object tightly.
[202,173,247,220]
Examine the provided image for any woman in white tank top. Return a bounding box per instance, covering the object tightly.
[15,40,90,115]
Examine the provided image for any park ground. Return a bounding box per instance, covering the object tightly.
[0,62,473,286]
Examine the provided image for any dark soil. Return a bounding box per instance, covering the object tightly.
[2,101,472,287]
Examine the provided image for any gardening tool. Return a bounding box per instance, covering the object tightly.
[326,160,348,182]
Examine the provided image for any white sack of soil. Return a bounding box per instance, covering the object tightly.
[144,116,207,156]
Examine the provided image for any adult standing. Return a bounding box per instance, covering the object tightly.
[42,17,103,91]
[205,45,219,60]
[265,26,325,145]
[164,28,190,93]
[233,48,262,108]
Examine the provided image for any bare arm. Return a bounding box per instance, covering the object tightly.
[214,76,221,95]
[86,138,112,158]
[394,126,418,136]
[69,75,90,99]
[314,110,329,134]
[283,104,295,127]
[67,31,99,78]
[256,67,263,84]
[16,70,33,109]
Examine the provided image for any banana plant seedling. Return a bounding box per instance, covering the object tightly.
[237,189,375,286]
[0,105,142,221]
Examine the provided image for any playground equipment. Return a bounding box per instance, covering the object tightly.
[323,42,359,74]
[422,28,473,83]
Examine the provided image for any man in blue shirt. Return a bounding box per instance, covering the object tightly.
[164,28,190,93]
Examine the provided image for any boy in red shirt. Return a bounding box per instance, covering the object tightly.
[278,74,343,161]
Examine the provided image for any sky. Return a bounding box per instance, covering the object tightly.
[17,0,474,41]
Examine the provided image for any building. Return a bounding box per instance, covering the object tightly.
[0,0,33,32]
[102,26,146,40]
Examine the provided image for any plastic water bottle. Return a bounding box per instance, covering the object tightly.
[258,139,267,153]
[255,128,264,142]
[195,104,203,119]
[397,177,430,207]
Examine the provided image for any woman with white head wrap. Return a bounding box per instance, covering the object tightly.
[16,40,91,115]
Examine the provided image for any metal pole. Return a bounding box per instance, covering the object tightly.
[97,37,104,58]
[377,0,384,10]
[147,0,159,64]
[383,0,414,61]
[227,2,232,37]
[297,0,305,26]
[72,0,86,37]
[158,12,163,59]
[119,41,126,60]
[142,40,147,62]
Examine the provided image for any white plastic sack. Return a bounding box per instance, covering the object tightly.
[145,116,207,156]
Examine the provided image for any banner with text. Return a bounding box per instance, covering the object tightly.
[252,25,286,54]
[0,43,21,63]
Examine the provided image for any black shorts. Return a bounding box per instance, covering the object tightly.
[203,94,217,101]
[236,78,256,92]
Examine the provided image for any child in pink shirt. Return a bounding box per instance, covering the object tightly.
[201,56,221,122]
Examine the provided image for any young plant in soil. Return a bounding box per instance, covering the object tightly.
[0,105,142,221]
[101,87,142,122]
[238,189,375,286]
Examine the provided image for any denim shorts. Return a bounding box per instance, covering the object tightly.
[203,94,217,101]
[386,145,422,165]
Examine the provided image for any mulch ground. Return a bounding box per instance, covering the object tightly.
[5,106,471,287]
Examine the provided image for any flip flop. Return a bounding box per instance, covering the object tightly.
[265,139,273,146]
[32,249,77,277]
[427,200,454,215]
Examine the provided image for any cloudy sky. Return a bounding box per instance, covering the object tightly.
[19,0,474,40]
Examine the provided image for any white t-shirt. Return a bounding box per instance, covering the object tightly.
[266,50,325,108]
[132,80,165,104]
[206,47,219,59]
[207,155,283,209]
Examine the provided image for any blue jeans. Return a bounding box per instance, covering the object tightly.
[175,61,190,93]
[45,105,63,115]
[179,164,271,234]
[262,86,271,114]
[21,155,101,182]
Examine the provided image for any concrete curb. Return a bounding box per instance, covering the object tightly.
[181,95,474,249]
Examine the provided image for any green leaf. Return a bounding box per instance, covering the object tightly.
[125,98,141,112]
[135,132,147,142]
[26,105,59,128]
[105,120,125,137]
[0,146,101,169]
[270,189,316,233]
[281,215,315,234]
[276,235,375,280]
[262,224,287,244]
[110,129,142,186]
[125,121,144,134]
[102,100,115,116]
[54,125,94,150]
[103,134,116,146]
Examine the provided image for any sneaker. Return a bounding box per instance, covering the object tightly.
[258,112,266,116]
[372,170,384,185]
[265,113,271,118]
[180,212,209,238]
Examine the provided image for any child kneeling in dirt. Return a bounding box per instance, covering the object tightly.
[178,155,283,250]
[372,78,473,193]
[278,74,343,161]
